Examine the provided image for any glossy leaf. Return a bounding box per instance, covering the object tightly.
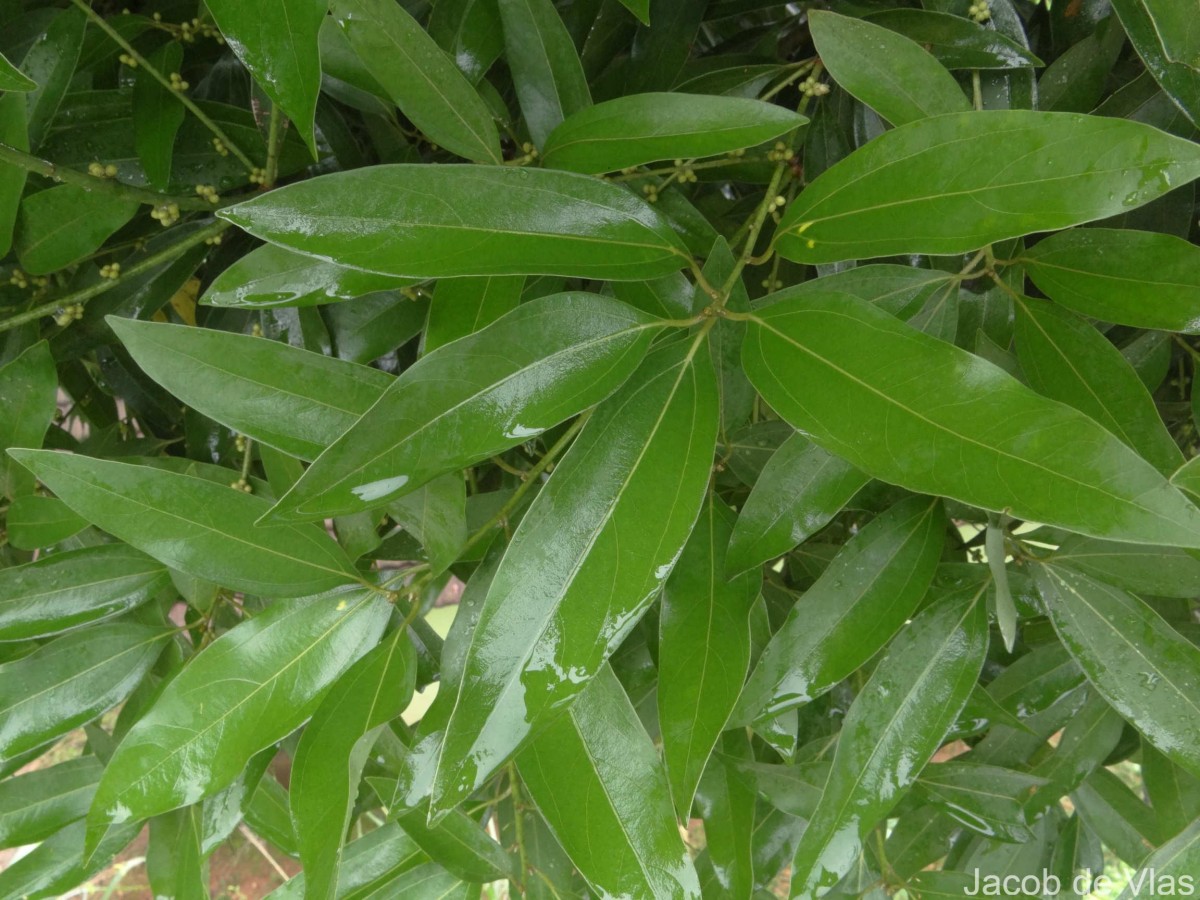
[865,9,1044,70]
[218,165,692,279]
[427,0,505,84]
[1023,228,1200,333]
[917,762,1046,844]
[775,111,1200,264]
[85,588,391,856]
[542,93,806,174]
[8,451,363,597]
[0,49,35,91]
[0,340,57,501]
[146,806,206,900]
[292,629,416,900]
[1111,0,1200,127]
[726,432,868,577]
[1035,564,1200,779]
[0,623,167,765]
[1052,534,1200,599]
[205,0,324,155]
[789,584,988,894]
[1014,294,1182,474]
[732,496,944,726]
[331,0,502,164]
[431,336,719,813]
[133,43,185,190]
[5,494,87,549]
[810,11,970,126]
[0,545,168,641]
[518,665,702,899]
[388,474,468,576]
[742,291,1200,548]
[425,275,524,353]
[1116,817,1200,899]
[22,6,85,149]
[0,757,101,848]
[658,494,759,819]
[267,293,661,520]
[390,800,517,884]
[15,184,138,275]
[0,91,28,256]
[110,317,393,461]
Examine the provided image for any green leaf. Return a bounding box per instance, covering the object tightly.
[0,545,168,641]
[431,335,719,814]
[1052,533,1200,599]
[1035,563,1200,780]
[0,623,167,765]
[917,762,1047,844]
[1014,294,1182,475]
[0,91,28,256]
[14,184,138,275]
[22,6,85,149]
[1116,817,1200,898]
[390,799,517,884]
[1111,0,1200,127]
[658,494,759,819]
[725,432,868,577]
[775,111,1200,264]
[789,583,987,893]
[133,43,185,190]
[864,9,1044,70]
[292,629,416,900]
[7,451,363,597]
[1074,768,1160,867]
[0,757,101,848]
[264,822,426,899]
[205,0,324,156]
[427,0,504,84]
[517,665,702,899]
[85,588,391,857]
[541,93,806,174]
[1023,228,1200,333]
[388,474,468,576]
[1142,743,1200,838]
[5,495,87,549]
[425,275,524,353]
[498,0,591,148]
[266,293,661,520]
[732,496,944,726]
[694,735,756,899]
[809,11,970,126]
[0,340,57,501]
[0,48,36,91]
[110,317,392,461]
[218,165,692,279]
[331,0,502,164]
[742,291,1200,548]
[146,806,206,900]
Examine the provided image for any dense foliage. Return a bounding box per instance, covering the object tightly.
[1,0,1200,896]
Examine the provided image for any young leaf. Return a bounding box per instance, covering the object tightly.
[15,185,138,275]
[133,43,185,190]
[0,545,168,641]
[0,757,101,848]
[109,317,393,461]
[266,293,661,521]
[0,623,168,765]
[292,629,416,900]
[205,0,324,155]
[331,0,503,164]
[8,451,363,597]
[431,336,719,814]
[541,93,807,174]
[518,666,702,899]
[424,275,524,353]
[742,291,1200,548]
[809,11,971,126]
[725,432,869,577]
[218,165,693,279]
[775,111,1200,264]
[85,588,391,857]
[1023,228,1200,333]
[0,49,36,92]
[732,496,945,726]
[0,340,57,501]
[658,494,759,819]
[498,0,592,147]
[1034,564,1200,780]
[789,584,988,894]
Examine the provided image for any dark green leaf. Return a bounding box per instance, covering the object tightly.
[21,6,84,149]
[424,275,524,352]
[865,9,1044,70]
[0,91,28,256]
[133,43,185,190]
[5,495,87,549]
[1115,817,1200,898]
[388,474,468,576]
[146,806,206,900]
[0,48,34,91]
[917,761,1046,843]
[1052,534,1200,599]
[0,757,101,848]
[0,340,57,500]
[15,185,138,275]
[427,0,504,84]
[1111,0,1200,127]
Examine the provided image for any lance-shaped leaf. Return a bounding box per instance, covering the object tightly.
[218,165,692,280]
[22,5,84,149]
[85,588,391,858]
[0,545,168,641]
[8,451,363,597]
[789,584,987,895]
[205,0,324,155]
[518,666,702,899]
[809,11,970,126]
[1111,0,1200,128]
[133,43,185,190]
[267,294,661,521]
[659,494,759,819]
[1053,534,1200,600]
[0,623,168,765]
[201,243,415,309]
[1023,228,1200,333]
[864,9,1044,70]
[431,336,719,814]
[109,317,392,461]
[0,340,58,500]
[774,111,1200,264]
[1035,564,1200,779]
[0,50,35,91]
[742,292,1200,548]
[1013,294,1182,475]
[146,806,206,900]
[425,275,524,353]
[725,432,869,577]
[332,0,502,164]
[1116,817,1200,899]
[292,629,416,900]
[542,93,807,174]
[0,757,101,848]
[15,184,138,275]
[916,762,1047,844]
